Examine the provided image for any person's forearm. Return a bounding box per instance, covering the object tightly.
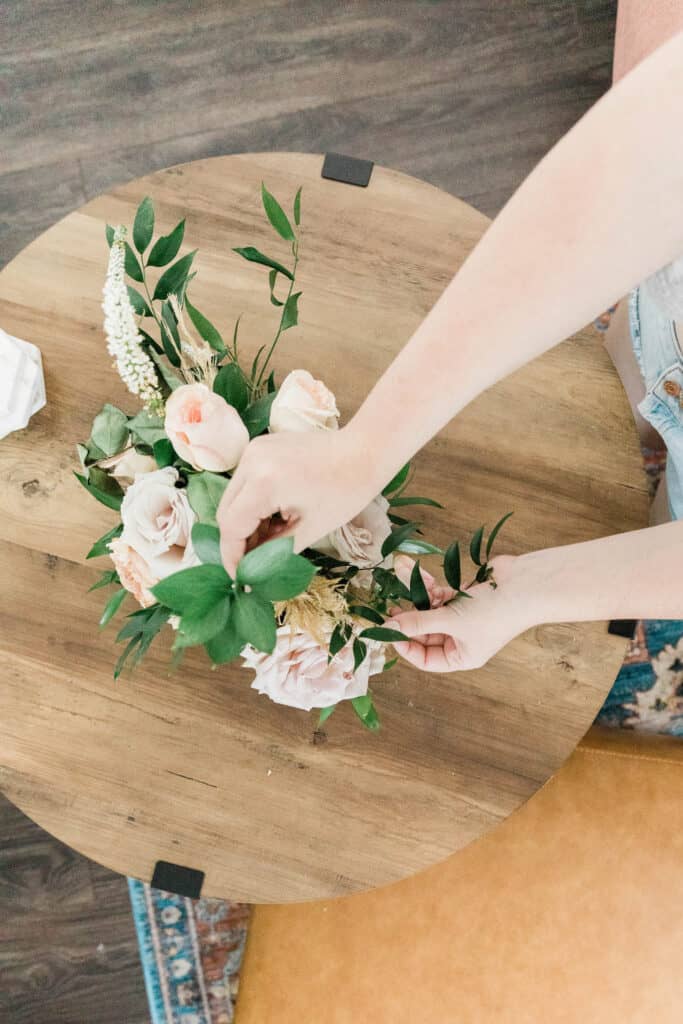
[515,520,683,624]
[346,30,683,486]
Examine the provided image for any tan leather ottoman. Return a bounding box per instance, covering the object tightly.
[236,727,683,1023]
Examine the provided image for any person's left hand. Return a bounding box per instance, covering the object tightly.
[390,554,536,672]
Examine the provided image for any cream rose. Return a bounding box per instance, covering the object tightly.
[242,624,385,711]
[118,466,198,581]
[100,448,157,489]
[109,537,159,607]
[314,495,392,569]
[269,369,339,433]
[164,382,249,472]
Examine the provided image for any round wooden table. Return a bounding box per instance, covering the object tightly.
[0,153,648,903]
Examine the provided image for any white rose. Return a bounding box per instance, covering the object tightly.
[314,495,392,569]
[119,466,198,579]
[269,369,339,433]
[243,624,385,711]
[100,448,157,489]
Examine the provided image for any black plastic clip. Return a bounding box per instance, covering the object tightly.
[607,619,638,640]
[151,860,205,899]
[321,152,374,188]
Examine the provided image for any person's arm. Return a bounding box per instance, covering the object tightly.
[390,521,683,672]
[219,30,683,572]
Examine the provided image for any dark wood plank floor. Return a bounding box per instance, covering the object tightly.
[1,1,616,1020]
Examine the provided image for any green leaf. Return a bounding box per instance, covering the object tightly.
[127,285,152,318]
[149,348,183,391]
[161,300,180,344]
[381,522,419,559]
[261,182,295,241]
[470,526,485,567]
[74,472,123,511]
[213,363,249,412]
[236,537,316,601]
[191,522,223,566]
[100,588,127,627]
[232,246,294,280]
[243,392,277,438]
[486,511,513,559]
[359,626,410,643]
[151,563,230,614]
[185,296,226,353]
[266,370,277,393]
[382,656,398,672]
[187,471,229,524]
[152,250,197,301]
[233,590,277,653]
[396,539,443,556]
[147,219,185,267]
[410,561,431,611]
[139,328,163,355]
[388,495,444,509]
[205,619,244,663]
[443,541,461,592]
[268,269,284,307]
[348,605,384,625]
[105,224,115,247]
[160,321,181,367]
[317,704,336,726]
[127,410,166,446]
[293,186,302,227]
[153,437,176,468]
[87,522,123,559]
[124,242,144,282]
[89,569,119,591]
[90,404,129,457]
[133,196,155,253]
[116,604,170,641]
[329,621,352,658]
[358,703,381,731]
[353,638,368,671]
[175,596,232,647]
[382,462,410,496]
[281,291,301,332]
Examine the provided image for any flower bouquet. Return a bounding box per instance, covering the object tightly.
[78,186,510,730]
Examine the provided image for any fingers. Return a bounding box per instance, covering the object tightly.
[391,608,461,673]
[218,485,275,577]
[392,608,455,639]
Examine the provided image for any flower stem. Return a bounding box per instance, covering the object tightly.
[254,238,299,390]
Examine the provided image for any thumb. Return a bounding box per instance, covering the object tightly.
[392,607,454,639]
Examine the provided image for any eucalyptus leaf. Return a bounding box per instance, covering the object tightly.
[191,522,223,566]
[187,471,229,525]
[233,590,277,653]
[185,296,226,353]
[152,250,197,301]
[213,363,248,412]
[232,246,293,280]
[133,196,155,253]
[261,182,295,241]
[147,219,185,267]
[90,404,129,457]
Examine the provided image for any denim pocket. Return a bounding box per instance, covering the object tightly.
[652,363,683,426]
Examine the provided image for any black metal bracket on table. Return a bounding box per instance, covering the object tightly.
[607,620,638,640]
[151,860,205,899]
[321,152,374,188]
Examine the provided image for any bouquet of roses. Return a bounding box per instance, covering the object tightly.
[77,185,510,730]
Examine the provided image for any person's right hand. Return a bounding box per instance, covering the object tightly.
[217,426,386,576]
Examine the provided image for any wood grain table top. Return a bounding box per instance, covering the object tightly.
[0,152,649,902]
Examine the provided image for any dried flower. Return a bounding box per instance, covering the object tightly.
[102,226,162,411]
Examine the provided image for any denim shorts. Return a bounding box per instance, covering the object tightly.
[630,285,683,520]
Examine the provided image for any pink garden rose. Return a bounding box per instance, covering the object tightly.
[269,369,339,433]
[393,554,456,608]
[116,466,198,587]
[165,382,249,472]
[100,448,157,488]
[109,537,159,607]
[242,624,385,711]
[314,495,392,569]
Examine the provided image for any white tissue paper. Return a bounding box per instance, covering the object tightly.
[0,327,46,440]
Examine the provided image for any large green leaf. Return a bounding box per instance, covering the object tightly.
[90,403,129,457]
[232,246,293,280]
[185,296,226,353]
[133,196,155,253]
[213,363,249,412]
[147,219,185,267]
[176,595,232,647]
[205,619,244,664]
[242,392,276,437]
[152,250,197,301]
[186,471,229,524]
[233,590,277,653]
[191,522,223,566]
[236,537,316,601]
[151,564,230,614]
[261,182,295,241]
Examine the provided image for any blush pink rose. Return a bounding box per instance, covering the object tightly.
[314,495,392,569]
[164,382,249,472]
[242,624,385,711]
[393,554,456,608]
[269,369,339,433]
[109,536,159,608]
[119,466,199,581]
